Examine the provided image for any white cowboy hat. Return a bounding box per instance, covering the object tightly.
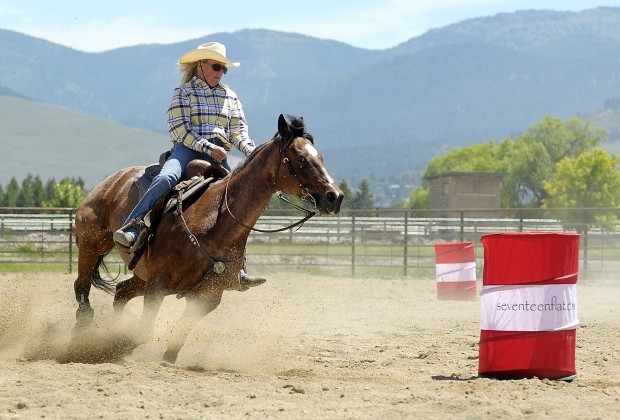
[178,42,240,68]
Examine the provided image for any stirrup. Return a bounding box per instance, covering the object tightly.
[118,217,146,233]
[128,227,150,254]
[116,218,148,253]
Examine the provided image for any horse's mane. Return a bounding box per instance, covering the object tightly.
[231,115,313,174]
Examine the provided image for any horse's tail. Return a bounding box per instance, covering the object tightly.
[91,255,118,296]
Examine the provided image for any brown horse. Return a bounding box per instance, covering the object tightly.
[73,114,343,363]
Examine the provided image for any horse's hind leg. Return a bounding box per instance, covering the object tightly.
[128,287,166,344]
[111,277,161,345]
[163,290,223,364]
[113,276,147,315]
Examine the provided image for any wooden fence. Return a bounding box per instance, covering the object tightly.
[1,207,619,279]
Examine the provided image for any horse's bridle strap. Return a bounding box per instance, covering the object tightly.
[223,132,317,233]
[224,175,316,233]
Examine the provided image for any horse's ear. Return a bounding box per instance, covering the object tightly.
[277,114,290,139]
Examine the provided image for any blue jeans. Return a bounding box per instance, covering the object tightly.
[123,143,230,226]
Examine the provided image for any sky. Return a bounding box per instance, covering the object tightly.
[0,0,618,52]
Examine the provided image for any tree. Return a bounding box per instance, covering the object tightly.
[423,141,507,178]
[31,176,47,207]
[542,148,620,210]
[351,179,375,210]
[73,177,86,190]
[45,178,56,202]
[405,186,428,209]
[338,179,353,209]
[407,141,511,209]
[5,178,19,207]
[43,179,86,208]
[17,173,36,207]
[502,135,553,207]
[409,115,609,209]
[503,116,607,207]
[528,115,604,162]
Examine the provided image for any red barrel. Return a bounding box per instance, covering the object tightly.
[478,232,579,380]
[434,242,477,300]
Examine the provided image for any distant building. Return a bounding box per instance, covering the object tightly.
[425,172,504,212]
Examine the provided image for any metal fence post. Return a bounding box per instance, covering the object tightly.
[583,209,589,281]
[351,213,356,277]
[460,211,464,242]
[68,209,74,274]
[404,211,409,277]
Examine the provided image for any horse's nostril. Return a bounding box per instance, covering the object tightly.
[326,191,337,203]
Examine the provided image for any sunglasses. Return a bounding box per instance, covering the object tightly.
[202,62,228,74]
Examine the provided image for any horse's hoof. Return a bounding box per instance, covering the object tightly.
[75,306,94,323]
[163,349,178,364]
[72,305,94,335]
[112,301,126,317]
[160,361,177,368]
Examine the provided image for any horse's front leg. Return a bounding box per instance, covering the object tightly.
[163,290,223,364]
[74,274,93,328]
[73,223,114,332]
[73,253,102,331]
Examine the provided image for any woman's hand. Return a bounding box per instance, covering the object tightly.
[209,145,227,163]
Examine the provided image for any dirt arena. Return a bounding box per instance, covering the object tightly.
[0,271,618,419]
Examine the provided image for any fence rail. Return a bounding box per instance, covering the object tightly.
[1,207,619,279]
[0,208,75,270]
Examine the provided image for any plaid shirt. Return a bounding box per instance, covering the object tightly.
[166,76,255,157]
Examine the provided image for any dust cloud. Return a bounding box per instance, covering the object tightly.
[0,272,618,419]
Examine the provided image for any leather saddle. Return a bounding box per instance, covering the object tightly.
[125,152,229,267]
[135,151,229,198]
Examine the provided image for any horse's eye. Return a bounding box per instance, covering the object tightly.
[296,156,305,164]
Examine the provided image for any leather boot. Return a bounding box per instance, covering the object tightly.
[113,228,138,247]
[113,218,144,248]
[239,269,266,288]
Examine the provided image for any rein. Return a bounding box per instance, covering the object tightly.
[223,133,318,233]
[174,197,245,298]
[170,124,317,297]
[174,190,244,271]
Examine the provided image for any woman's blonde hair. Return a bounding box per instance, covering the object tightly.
[180,62,199,83]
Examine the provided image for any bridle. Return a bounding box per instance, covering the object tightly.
[224,131,318,233]
[171,129,319,296]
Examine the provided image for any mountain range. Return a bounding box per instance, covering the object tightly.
[1,7,620,202]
